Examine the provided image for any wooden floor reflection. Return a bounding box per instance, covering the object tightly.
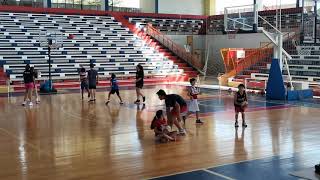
[0,85,320,180]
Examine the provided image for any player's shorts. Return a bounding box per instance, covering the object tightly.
[171,105,188,117]
[110,89,120,95]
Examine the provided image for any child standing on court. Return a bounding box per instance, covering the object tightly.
[150,110,177,143]
[79,66,90,100]
[30,67,40,104]
[87,63,98,102]
[187,78,203,124]
[22,64,34,106]
[105,73,124,105]
[234,84,248,128]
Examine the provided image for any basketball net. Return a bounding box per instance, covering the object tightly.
[49,44,61,49]
[184,44,191,52]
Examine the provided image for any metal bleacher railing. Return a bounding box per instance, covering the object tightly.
[146,23,205,75]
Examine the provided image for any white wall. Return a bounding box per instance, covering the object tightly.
[140,0,155,13]
[158,0,204,15]
[167,33,271,75]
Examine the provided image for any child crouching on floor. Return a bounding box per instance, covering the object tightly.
[150,110,177,143]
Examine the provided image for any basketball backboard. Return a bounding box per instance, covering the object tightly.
[39,31,63,48]
[224,4,258,33]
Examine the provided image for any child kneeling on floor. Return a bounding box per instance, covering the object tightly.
[150,110,177,143]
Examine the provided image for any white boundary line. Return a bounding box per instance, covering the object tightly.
[202,169,236,180]
[146,149,319,180]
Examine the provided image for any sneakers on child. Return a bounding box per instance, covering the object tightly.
[22,101,27,106]
[36,98,40,104]
[29,102,33,106]
[242,123,248,128]
[105,100,110,105]
[235,122,239,128]
[120,101,124,105]
[142,96,146,103]
[196,119,204,124]
[134,99,140,104]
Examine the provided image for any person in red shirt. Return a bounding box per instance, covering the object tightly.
[150,110,177,143]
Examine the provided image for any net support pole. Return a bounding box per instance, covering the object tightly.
[253,0,258,32]
[279,33,283,72]
[314,0,317,45]
[224,7,228,31]
[48,39,52,89]
[301,0,305,44]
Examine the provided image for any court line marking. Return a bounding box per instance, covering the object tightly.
[0,127,53,158]
[147,149,319,180]
[202,169,236,180]
[147,168,235,180]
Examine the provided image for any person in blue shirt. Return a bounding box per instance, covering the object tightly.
[106,73,124,105]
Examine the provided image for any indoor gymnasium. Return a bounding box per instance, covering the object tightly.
[1,0,320,179]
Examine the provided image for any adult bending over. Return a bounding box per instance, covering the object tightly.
[156,89,187,135]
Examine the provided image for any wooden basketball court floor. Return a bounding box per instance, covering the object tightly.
[1,84,320,180]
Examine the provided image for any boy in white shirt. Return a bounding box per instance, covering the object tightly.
[187,78,203,124]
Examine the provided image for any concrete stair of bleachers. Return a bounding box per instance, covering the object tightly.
[208,7,303,35]
[245,45,320,93]
[128,17,203,35]
[0,12,189,82]
[140,34,198,77]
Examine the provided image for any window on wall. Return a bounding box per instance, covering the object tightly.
[83,0,101,10]
[108,0,139,8]
[215,0,253,14]
[52,0,100,10]
[108,0,140,12]
[0,0,43,7]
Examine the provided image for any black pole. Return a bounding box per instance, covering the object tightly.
[314,0,318,45]
[48,39,52,90]
[48,45,52,88]
[296,0,300,7]
[301,0,305,44]
[253,0,257,32]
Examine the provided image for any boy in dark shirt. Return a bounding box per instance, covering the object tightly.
[156,89,187,135]
[87,63,98,102]
[105,73,123,105]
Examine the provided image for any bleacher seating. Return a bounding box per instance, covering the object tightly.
[208,8,303,34]
[0,12,186,81]
[247,46,320,83]
[128,17,203,34]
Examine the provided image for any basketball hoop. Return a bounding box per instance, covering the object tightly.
[39,31,63,48]
[48,44,61,49]
[37,30,63,93]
